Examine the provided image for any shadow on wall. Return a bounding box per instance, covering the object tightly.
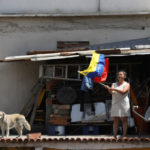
[0,61,40,113]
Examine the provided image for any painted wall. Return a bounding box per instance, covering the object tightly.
[0,0,150,14]
[0,62,39,113]
[100,0,150,13]
[0,0,99,14]
[0,16,150,113]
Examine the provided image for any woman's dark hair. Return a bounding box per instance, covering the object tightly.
[117,70,127,78]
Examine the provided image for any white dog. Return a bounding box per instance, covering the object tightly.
[0,111,31,137]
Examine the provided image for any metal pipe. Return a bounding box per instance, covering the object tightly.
[132,106,150,122]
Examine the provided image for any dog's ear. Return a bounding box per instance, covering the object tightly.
[0,111,5,120]
[2,112,5,119]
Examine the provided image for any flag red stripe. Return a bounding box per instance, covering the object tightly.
[93,58,109,83]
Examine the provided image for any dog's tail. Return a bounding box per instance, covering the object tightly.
[23,119,31,131]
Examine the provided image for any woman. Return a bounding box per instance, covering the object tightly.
[105,71,130,138]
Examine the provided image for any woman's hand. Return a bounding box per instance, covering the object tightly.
[103,85,115,94]
[108,87,115,94]
[109,87,115,91]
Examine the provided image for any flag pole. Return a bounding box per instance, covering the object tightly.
[98,83,106,87]
[94,82,110,89]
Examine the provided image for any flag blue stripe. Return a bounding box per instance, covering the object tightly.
[95,54,105,76]
[87,54,105,79]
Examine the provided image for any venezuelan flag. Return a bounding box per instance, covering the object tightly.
[79,51,108,82]
[80,51,108,80]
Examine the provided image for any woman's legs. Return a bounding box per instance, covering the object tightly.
[113,117,119,138]
[121,117,128,138]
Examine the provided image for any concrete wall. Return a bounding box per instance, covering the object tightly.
[0,62,39,113]
[0,0,99,14]
[100,0,150,13]
[0,16,150,113]
[0,0,150,14]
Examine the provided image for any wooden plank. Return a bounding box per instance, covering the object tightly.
[57,41,89,49]
[46,98,53,105]
[27,133,41,140]
[46,94,54,129]
[6,148,34,150]
[44,148,65,150]
[130,87,138,105]
[46,80,57,91]
[50,118,70,122]
[50,114,70,120]
[20,81,42,116]
[20,95,35,116]
[49,120,70,125]
[96,49,121,54]
[27,48,89,55]
[5,53,60,61]
[49,114,70,125]
[58,105,70,110]
[36,109,44,113]
[37,89,46,107]
[30,55,79,61]
[52,105,70,116]
[34,118,45,122]
[30,86,44,126]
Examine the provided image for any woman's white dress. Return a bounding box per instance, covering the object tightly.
[111,81,130,117]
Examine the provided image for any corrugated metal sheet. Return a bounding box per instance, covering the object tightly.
[0,37,150,62]
[90,37,150,50]
[0,49,150,62]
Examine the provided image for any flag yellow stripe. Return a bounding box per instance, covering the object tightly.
[79,51,100,76]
